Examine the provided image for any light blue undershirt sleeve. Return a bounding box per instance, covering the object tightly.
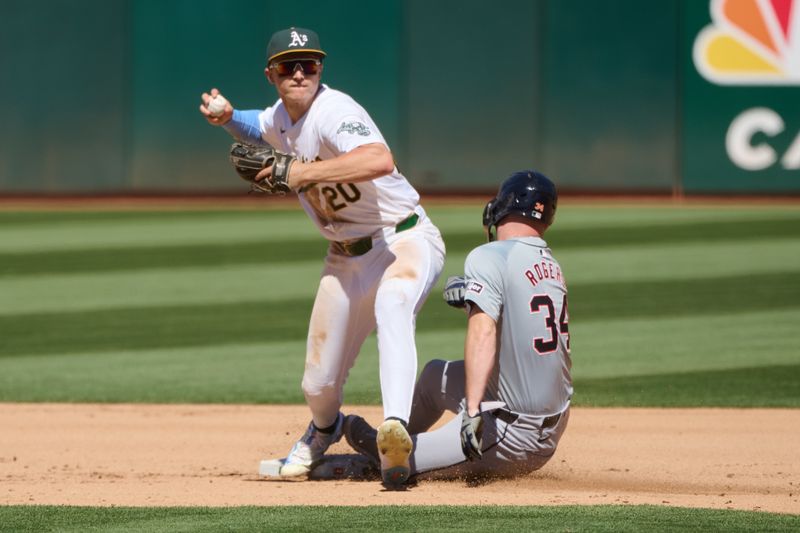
[222,109,265,145]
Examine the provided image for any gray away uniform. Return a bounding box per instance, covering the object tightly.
[406,236,572,479]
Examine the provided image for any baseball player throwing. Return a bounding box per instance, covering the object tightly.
[344,171,571,482]
[199,27,445,486]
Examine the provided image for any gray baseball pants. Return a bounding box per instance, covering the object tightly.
[407,359,570,480]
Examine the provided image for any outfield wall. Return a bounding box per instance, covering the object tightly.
[1,0,797,194]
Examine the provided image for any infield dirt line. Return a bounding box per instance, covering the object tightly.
[0,404,797,513]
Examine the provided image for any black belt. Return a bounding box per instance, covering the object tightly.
[493,409,561,429]
[542,413,561,429]
[330,213,419,257]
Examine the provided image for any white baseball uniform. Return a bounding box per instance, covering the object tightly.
[254,85,446,427]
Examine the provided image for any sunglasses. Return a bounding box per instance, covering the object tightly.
[271,59,321,76]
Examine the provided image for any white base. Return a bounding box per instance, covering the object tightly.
[258,458,309,478]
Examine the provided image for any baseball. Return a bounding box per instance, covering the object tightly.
[207,95,227,117]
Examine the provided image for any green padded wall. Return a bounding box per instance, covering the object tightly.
[402,0,542,190]
[539,0,679,192]
[0,0,129,192]
[129,0,402,191]
[3,1,796,194]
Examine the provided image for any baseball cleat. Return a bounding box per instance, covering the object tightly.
[376,419,412,488]
[258,412,344,479]
[343,414,380,467]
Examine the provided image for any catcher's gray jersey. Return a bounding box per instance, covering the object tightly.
[464,236,572,416]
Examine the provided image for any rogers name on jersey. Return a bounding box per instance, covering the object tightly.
[524,259,565,288]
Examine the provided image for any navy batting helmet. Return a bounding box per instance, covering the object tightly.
[482,170,557,241]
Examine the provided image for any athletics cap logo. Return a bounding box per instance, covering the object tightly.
[267,27,326,64]
[693,0,800,85]
[289,31,308,48]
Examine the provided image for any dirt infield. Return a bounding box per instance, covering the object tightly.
[1,404,797,514]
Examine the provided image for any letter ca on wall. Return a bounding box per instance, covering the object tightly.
[726,108,800,171]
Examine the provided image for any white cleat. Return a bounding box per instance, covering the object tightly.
[258,413,344,479]
[376,419,412,488]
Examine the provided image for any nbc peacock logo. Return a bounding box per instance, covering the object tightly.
[693,0,800,85]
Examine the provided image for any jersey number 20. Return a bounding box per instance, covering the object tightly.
[321,183,361,211]
[529,294,569,355]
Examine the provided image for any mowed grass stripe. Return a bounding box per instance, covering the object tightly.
[0,239,329,276]
[550,204,800,228]
[0,299,313,358]
[4,202,795,227]
[572,308,800,379]
[568,270,800,321]
[1,504,798,533]
[0,341,313,404]
[558,237,800,284]
[576,364,800,407]
[0,262,323,315]
[2,217,799,277]
[0,208,297,226]
[0,210,317,253]
[539,216,800,248]
[3,271,798,357]
[2,238,796,316]
[2,309,797,404]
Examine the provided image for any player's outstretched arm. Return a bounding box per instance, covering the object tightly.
[285,143,395,188]
[460,307,497,460]
[221,110,264,145]
[200,89,265,146]
[463,307,497,417]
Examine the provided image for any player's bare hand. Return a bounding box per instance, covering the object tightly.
[460,411,483,460]
[255,165,273,183]
[200,88,233,125]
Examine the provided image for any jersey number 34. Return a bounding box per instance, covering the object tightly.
[530,294,569,355]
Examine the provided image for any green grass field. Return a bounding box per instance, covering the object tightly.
[1,505,798,533]
[2,203,798,406]
[1,201,799,529]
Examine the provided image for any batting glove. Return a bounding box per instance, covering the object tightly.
[460,411,483,461]
[443,276,467,308]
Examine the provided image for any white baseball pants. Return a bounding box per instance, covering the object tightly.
[301,211,445,428]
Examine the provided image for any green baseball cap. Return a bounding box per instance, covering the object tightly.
[267,27,326,63]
